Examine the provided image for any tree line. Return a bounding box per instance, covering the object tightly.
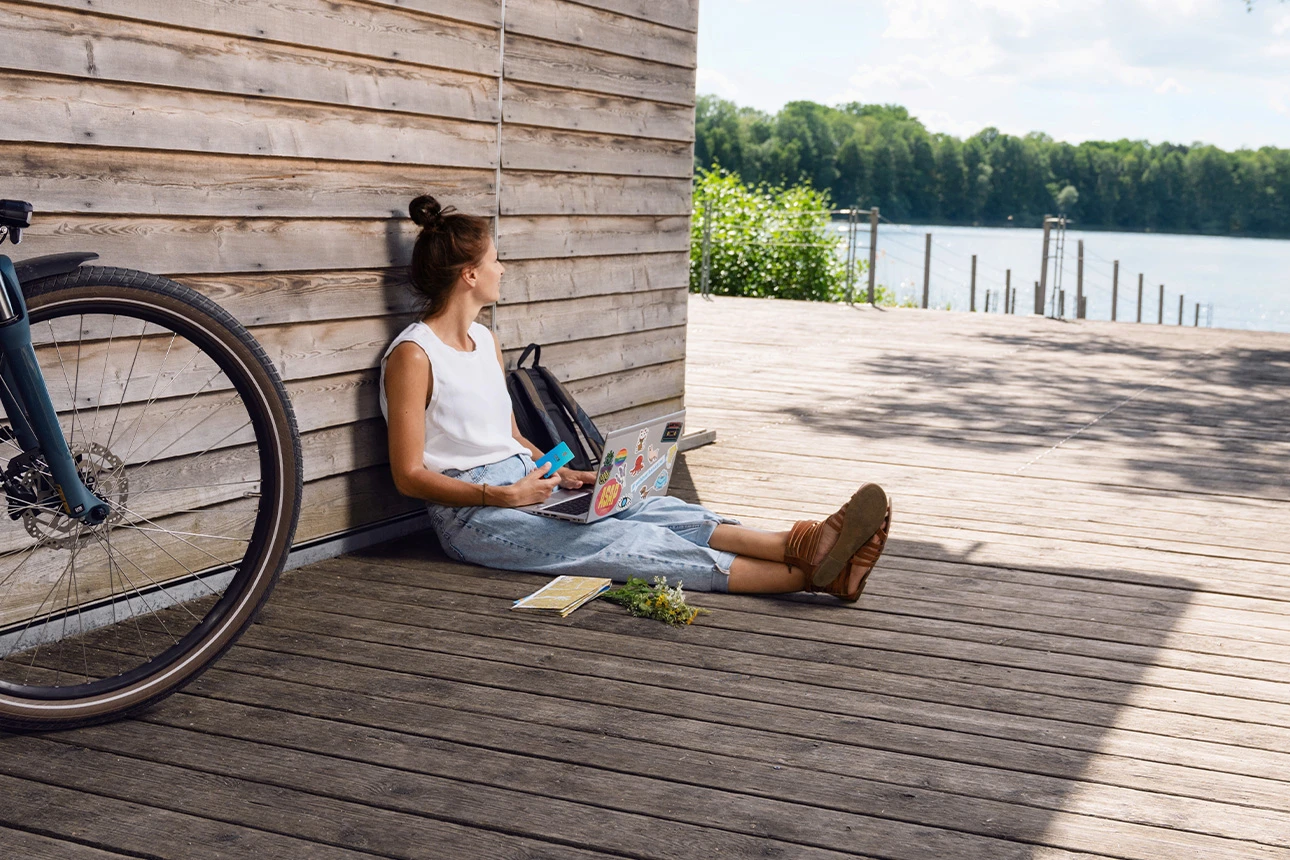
[694,96,1290,236]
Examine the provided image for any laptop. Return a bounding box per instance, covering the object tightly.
[521,410,686,523]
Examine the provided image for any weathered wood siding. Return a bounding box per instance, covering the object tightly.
[0,0,698,547]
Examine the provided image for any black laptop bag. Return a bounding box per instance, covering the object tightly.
[506,343,605,472]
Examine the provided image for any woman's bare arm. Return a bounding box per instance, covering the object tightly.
[385,342,559,506]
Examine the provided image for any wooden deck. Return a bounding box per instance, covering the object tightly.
[4,293,1290,859]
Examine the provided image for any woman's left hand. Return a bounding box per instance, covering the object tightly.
[556,468,597,489]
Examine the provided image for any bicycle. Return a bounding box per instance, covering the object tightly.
[0,200,303,731]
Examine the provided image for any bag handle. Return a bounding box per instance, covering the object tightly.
[516,342,541,369]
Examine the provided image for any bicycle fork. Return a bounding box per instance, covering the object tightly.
[0,255,109,525]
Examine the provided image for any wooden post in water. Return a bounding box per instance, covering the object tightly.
[1005,269,1012,315]
[922,233,931,309]
[970,254,978,312]
[1076,240,1084,319]
[1194,303,1200,326]
[1136,274,1144,322]
[1037,216,1052,315]
[1157,284,1164,324]
[1178,294,1185,325]
[867,207,879,306]
[1111,260,1119,321]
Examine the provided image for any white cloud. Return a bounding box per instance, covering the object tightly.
[696,0,1290,149]
[916,109,993,138]
[696,68,740,99]
[844,62,932,92]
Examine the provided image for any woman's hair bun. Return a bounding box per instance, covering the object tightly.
[409,194,450,228]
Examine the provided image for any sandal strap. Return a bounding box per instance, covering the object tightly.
[784,520,820,574]
[787,502,852,582]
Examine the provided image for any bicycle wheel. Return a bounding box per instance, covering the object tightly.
[0,266,302,730]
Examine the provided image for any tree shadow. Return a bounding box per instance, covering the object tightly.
[783,324,1290,498]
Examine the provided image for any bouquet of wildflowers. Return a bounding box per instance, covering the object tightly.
[600,576,709,625]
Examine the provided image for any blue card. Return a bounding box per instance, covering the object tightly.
[535,441,574,477]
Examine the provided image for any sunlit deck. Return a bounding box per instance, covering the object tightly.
[2,293,1288,859]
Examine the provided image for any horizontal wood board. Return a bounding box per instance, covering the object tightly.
[6,295,1290,857]
[1,0,697,554]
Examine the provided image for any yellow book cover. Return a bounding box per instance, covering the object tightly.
[512,576,611,615]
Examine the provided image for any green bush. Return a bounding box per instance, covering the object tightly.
[690,168,856,301]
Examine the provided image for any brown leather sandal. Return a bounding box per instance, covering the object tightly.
[785,483,890,589]
[808,499,892,602]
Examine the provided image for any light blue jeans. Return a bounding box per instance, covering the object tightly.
[427,453,739,592]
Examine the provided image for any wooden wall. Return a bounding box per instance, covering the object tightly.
[0,0,698,547]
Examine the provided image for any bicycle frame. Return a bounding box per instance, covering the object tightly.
[0,253,109,524]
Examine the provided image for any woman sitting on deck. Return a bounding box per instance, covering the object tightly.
[380,195,893,601]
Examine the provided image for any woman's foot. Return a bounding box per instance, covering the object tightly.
[785,484,890,592]
[811,499,893,602]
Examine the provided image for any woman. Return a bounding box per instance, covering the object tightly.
[380,195,892,600]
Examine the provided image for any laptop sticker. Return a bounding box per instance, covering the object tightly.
[647,444,659,464]
[598,461,613,484]
[639,485,650,498]
[661,422,682,443]
[636,429,648,454]
[614,448,628,468]
[595,479,622,516]
[653,470,669,491]
[630,453,645,475]
[617,495,631,509]
[630,456,667,495]
[666,444,678,467]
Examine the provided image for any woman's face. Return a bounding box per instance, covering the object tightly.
[464,238,505,303]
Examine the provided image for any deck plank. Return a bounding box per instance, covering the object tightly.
[5,295,1289,857]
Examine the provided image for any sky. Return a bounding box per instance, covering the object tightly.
[696,0,1290,150]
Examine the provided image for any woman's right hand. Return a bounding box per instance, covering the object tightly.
[495,469,562,507]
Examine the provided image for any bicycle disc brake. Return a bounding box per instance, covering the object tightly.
[3,442,127,548]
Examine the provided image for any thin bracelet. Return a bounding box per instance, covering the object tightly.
[480,483,488,507]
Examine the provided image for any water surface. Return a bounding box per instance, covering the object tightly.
[847,223,1290,332]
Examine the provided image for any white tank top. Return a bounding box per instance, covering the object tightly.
[379,320,527,473]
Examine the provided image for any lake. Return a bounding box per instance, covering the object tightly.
[841,222,1290,333]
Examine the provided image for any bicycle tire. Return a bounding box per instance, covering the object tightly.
[0,266,302,730]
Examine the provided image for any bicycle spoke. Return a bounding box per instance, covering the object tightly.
[44,319,86,449]
[89,527,181,641]
[133,479,260,494]
[117,525,250,544]
[87,313,117,445]
[107,500,245,585]
[0,371,32,455]
[124,374,239,467]
[105,319,147,450]
[89,526,205,625]
[9,549,76,671]
[115,331,181,458]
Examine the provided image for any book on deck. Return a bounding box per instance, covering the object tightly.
[512,576,612,617]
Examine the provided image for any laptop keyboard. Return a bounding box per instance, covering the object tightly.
[544,493,592,516]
